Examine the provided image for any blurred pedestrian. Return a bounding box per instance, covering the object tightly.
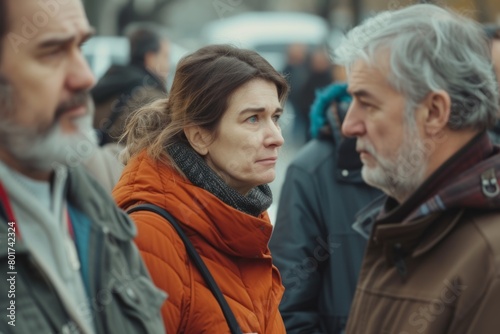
[92,24,169,145]
[269,82,382,334]
[85,24,170,191]
[297,47,334,142]
[282,43,309,112]
[484,24,500,143]
[0,0,165,333]
[113,44,289,334]
[336,4,500,333]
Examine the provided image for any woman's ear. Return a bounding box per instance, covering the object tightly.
[421,90,451,136]
[184,126,211,155]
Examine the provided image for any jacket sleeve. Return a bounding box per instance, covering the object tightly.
[269,164,326,334]
[131,210,191,334]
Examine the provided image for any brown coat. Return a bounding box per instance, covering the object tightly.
[347,210,500,334]
[347,134,500,334]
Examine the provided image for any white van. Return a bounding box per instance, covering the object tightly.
[201,12,330,71]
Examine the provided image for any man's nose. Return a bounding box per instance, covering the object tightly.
[342,104,366,138]
[66,49,96,91]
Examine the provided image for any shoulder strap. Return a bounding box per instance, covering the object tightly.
[127,204,243,334]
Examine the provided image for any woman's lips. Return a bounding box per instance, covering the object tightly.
[256,157,278,165]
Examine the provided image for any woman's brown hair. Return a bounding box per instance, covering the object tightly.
[121,44,289,164]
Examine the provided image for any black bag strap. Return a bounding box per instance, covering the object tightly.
[127,204,243,334]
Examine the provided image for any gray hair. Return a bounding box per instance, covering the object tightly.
[334,4,499,131]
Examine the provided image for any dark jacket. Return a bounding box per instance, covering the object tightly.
[0,165,166,334]
[91,64,167,145]
[269,83,382,334]
[347,133,500,334]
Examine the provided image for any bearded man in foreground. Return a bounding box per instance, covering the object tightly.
[0,0,165,332]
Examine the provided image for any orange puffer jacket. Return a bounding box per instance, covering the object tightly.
[113,151,286,334]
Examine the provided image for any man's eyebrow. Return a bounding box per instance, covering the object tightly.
[349,89,382,104]
[37,28,95,49]
[239,107,284,114]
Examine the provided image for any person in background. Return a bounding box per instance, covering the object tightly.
[336,4,500,333]
[282,43,309,112]
[85,24,170,192]
[282,43,311,146]
[269,82,382,334]
[113,44,289,334]
[0,0,165,333]
[484,24,500,143]
[92,24,170,145]
[297,47,334,142]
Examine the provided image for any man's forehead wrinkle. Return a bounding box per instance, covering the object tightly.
[351,60,392,88]
[348,66,375,90]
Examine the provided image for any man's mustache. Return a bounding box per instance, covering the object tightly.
[55,91,92,119]
[357,140,377,156]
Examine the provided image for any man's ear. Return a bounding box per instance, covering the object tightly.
[420,90,451,136]
[184,126,211,155]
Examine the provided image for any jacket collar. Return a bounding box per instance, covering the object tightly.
[0,163,135,260]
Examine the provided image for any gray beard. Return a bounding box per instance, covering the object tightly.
[0,101,98,172]
[361,125,428,203]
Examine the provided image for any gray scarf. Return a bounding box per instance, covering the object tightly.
[167,142,273,217]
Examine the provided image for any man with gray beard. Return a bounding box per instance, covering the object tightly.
[0,0,166,333]
[335,4,500,334]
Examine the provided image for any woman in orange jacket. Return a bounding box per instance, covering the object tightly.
[113,44,289,334]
